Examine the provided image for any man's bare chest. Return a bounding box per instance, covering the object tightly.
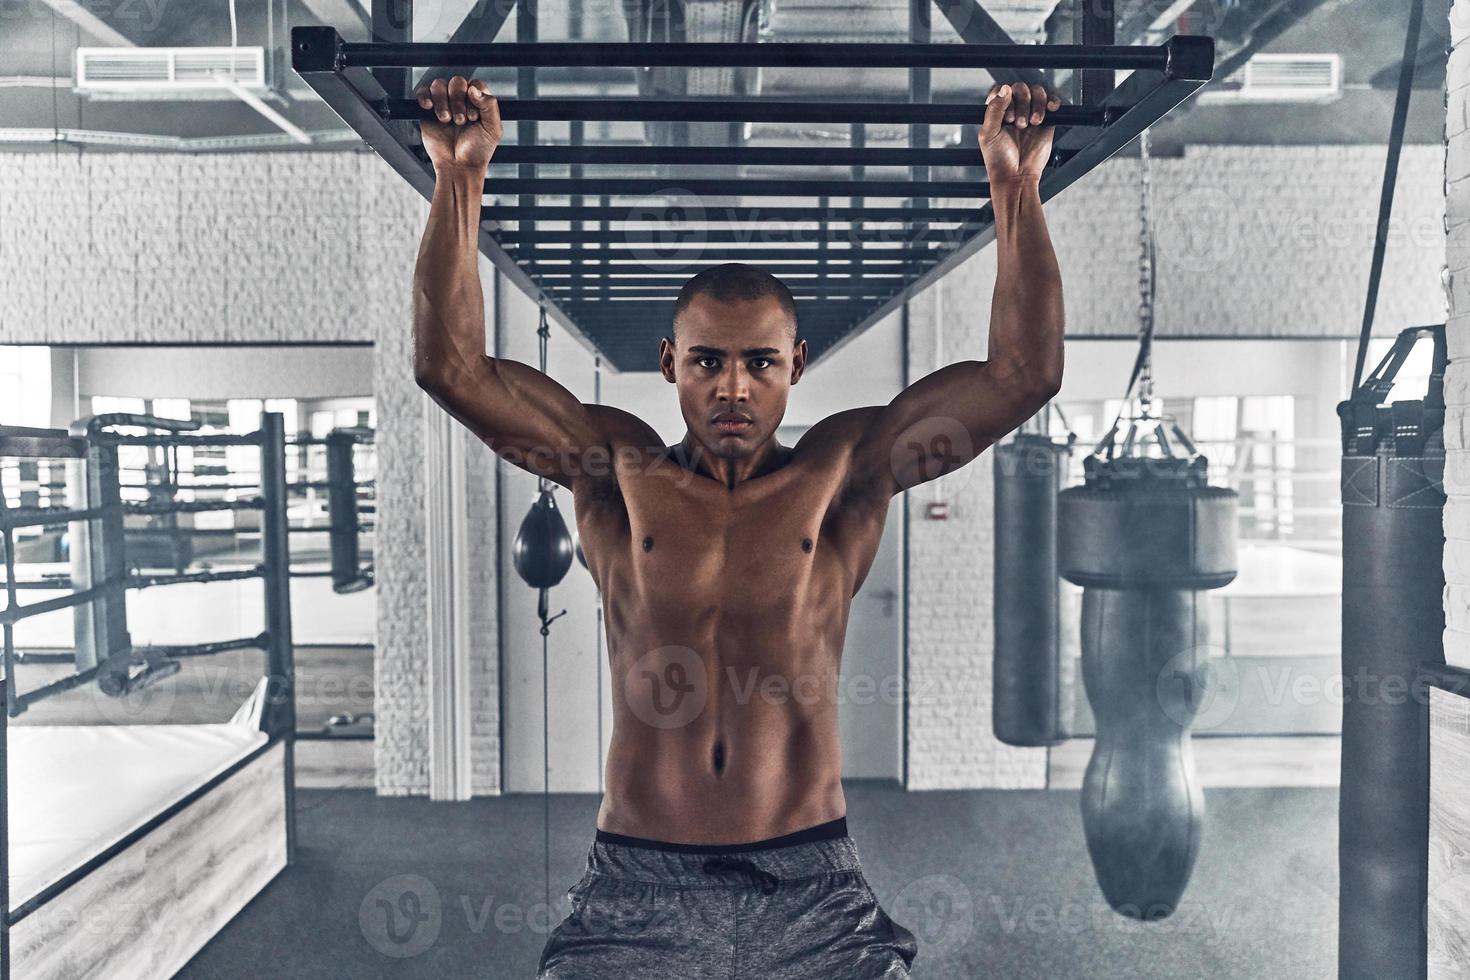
[570,453,891,606]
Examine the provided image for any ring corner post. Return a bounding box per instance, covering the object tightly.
[258,411,297,864]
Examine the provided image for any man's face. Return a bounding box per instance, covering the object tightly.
[659,292,806,461]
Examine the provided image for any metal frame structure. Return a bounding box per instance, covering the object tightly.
[292,4,1214,371]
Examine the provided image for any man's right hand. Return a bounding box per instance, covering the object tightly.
[415,76,503,174]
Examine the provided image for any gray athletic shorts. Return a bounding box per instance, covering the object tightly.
[536,817,918,979]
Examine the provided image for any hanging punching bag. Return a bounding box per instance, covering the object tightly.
[1059,442,1238,918]
[1336,325,1446,980]
[993,423,1075,747]
[514,487,575,589]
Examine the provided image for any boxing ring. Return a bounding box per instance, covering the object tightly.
[0,416,299,980]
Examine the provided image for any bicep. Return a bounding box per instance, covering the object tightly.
[419,355,609,489]
[852,359,1056,495]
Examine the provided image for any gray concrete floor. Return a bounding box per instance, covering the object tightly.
[179,781,1338,979]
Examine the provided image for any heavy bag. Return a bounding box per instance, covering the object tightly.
[513,487,575,589]
[993,431,1074,747]
[1336,325,1446,980]
[1059,459,1238,918]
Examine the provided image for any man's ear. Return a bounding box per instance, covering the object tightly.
[789,338,808,385]
[658,337,677,382]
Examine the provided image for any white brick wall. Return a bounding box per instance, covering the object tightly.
[0,149,501,798]
[1448,0,1470,671]
[0,133,1450,797]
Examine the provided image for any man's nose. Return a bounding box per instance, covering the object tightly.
[716,366,749,401]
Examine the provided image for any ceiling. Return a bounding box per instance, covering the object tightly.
[0,0,1453,151]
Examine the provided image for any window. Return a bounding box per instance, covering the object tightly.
[0,347,52,428]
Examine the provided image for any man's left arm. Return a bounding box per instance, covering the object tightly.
[850,81,1066,496]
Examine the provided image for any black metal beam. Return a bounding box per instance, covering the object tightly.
[369,0,410,100]
[481,144,994,167]
[338,40,1176,71]
[414,0,515,90]
[482,177,992,198]
[386,98,1110,126]
[504,243,941,257]
[481,205,988,223]
[516,0,538,273]
[909,0,934,260]
[533,273,912,282]
[512,256,925,268]
[932,0,1050,89]
[492,228,972,245]
[1078,0,1118,105]
[546,288,893,298]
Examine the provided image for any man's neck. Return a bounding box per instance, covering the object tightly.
[674,433,790,490]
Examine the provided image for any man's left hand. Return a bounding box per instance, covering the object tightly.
[979,82,1063,188]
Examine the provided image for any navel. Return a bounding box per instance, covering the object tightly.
[642,535,654,552]
[802,537,813,553]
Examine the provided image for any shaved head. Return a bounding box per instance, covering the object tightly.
[672,263,798,345]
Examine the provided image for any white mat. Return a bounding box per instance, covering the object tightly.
[7,714,269,912]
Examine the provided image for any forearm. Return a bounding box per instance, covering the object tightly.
[413,166,488,385]
[987,177,1064,391]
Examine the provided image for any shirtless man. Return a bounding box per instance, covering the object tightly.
[412,74,1064,980]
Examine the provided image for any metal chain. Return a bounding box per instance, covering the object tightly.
[536,300,551,494]
[1137,127,1156,417]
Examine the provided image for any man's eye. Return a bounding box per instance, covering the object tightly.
[750,358,772,370]
[697,357,719,369]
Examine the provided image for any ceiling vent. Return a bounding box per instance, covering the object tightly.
[1197,53,1342,105]
[74,47,268,100]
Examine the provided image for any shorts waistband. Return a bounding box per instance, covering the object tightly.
[594,816,849,854]
[584,818,862,890]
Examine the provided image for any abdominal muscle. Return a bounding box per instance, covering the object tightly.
[594,633,850,845]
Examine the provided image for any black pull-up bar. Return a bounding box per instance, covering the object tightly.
[478,177,994,199]
[480,206,986,223]
[316,39,1187,72]
[385,98,1110,128]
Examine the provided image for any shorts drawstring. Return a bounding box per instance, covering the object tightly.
[702,856,781,895]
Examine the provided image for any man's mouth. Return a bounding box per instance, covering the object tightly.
[713,415,753,434]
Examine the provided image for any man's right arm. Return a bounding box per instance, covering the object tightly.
[412,77,609,490]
